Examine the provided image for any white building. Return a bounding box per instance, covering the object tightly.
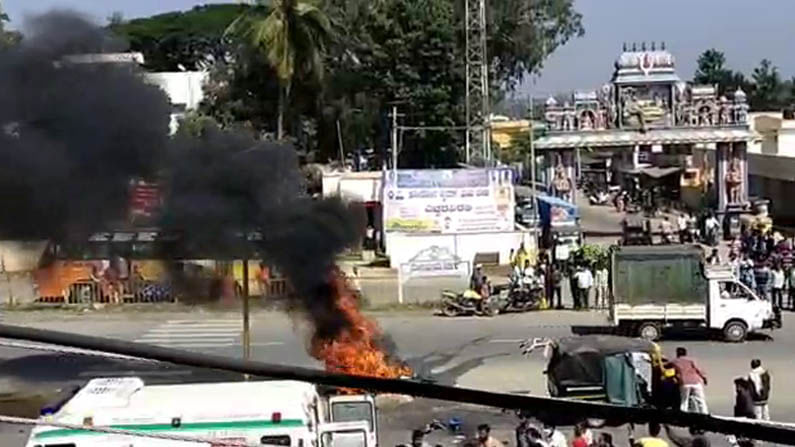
[143,71,208,134]
[61,52,208,135]
[747,112,795,223]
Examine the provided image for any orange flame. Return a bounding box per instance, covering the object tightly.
[310,270,411,391]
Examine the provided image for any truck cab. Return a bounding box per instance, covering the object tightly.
[706,268,780,341]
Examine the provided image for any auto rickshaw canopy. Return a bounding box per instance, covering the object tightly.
[547,335,662,407]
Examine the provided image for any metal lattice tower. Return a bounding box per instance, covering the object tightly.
[464,0,491,165]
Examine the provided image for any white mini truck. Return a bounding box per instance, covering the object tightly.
[26,377,377,447]
[610,245,781,342]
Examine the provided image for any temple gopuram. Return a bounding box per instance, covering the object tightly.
[535,42,753,215]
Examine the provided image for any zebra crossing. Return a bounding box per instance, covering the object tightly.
[135,319,244,349]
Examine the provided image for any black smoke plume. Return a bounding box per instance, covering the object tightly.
[164,127,360,335]
[0,11,171,239]
[0,11,362,340]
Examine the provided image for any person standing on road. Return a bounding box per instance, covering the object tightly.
[471,264,485,292]
[594,264,609,310]
[733,377,756,419]
[771,264,785,308]
[677,213,689,243]
[670,347,709,414]
[660,217,673,244]
[574,265,593,310]
[706,248,721,266]
[748,359,771,421]
[704,214,719,246]
[549,263,564,310]
[752,260,768,300]
[788,265,795,310]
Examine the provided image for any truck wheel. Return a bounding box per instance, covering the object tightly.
[723,321,748,343]
[637,322,661,341]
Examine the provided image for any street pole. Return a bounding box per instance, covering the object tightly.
[242,259,251,365]
[391,105,398,172]
[336,119,345,166]
[529,97,537,226]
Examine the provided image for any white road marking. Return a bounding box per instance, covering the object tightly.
[489,339,524,343]
[135,320,242,348]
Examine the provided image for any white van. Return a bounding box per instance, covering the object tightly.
[26,377,377,447]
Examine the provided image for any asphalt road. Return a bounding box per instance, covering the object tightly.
[0,309,794,447]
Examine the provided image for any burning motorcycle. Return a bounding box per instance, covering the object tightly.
[440,289,499,317]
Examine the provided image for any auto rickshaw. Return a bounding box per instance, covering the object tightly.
[541,335,677,426]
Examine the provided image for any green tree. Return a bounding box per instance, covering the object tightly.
[751,58,784,110]
[694,49,730,86]
[111,4,246,71]
[228,0,331,141]
[487,0,584,88]
[0,4,22,50]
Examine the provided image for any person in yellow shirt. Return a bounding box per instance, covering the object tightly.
[631,423,669,447]
[514,243,529,269]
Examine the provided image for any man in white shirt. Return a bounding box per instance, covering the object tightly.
[594,266,609,309]
[574,265,594,309]
[704,215,720,246]
[677,213,688,243]
[771,265,785,308]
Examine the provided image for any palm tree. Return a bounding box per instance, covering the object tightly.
[228,0,331,140]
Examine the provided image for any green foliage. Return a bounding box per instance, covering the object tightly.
[488,0,584,89]
[693,49,795,111]
[111,4,247,71]
[112,0,585,164]
[579,244,610,269]
[176,110,221,137]
[0,6,22,50]
[227,0,331,140]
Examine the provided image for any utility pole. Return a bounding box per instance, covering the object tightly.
[529,97,537,224]
[242,259,250,364]
[464,0,490,166]
[391,106,403,172]
[336,120,345,166]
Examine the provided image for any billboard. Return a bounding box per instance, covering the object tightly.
[382,168,514,234]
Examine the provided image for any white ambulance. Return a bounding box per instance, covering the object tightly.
[26,377,377,447]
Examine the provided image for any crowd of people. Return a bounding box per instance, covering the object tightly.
[656,347,772,422]
[723,229,795,310]
[410,419,715,447]
[503,243,609,311]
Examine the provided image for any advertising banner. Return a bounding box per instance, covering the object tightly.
[382,169,514,234]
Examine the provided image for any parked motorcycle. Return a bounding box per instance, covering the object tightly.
[588,191,610,206]
[494,283,544,313]
[440,290,499,317]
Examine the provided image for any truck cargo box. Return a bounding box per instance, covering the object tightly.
[612,245,707,305]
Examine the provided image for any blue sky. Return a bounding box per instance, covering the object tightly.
[4,0,794,95]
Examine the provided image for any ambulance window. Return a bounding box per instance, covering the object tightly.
[331,402,373,431]
[44,444,76,447]
[321,430,367,447]
[261,435,291,446]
